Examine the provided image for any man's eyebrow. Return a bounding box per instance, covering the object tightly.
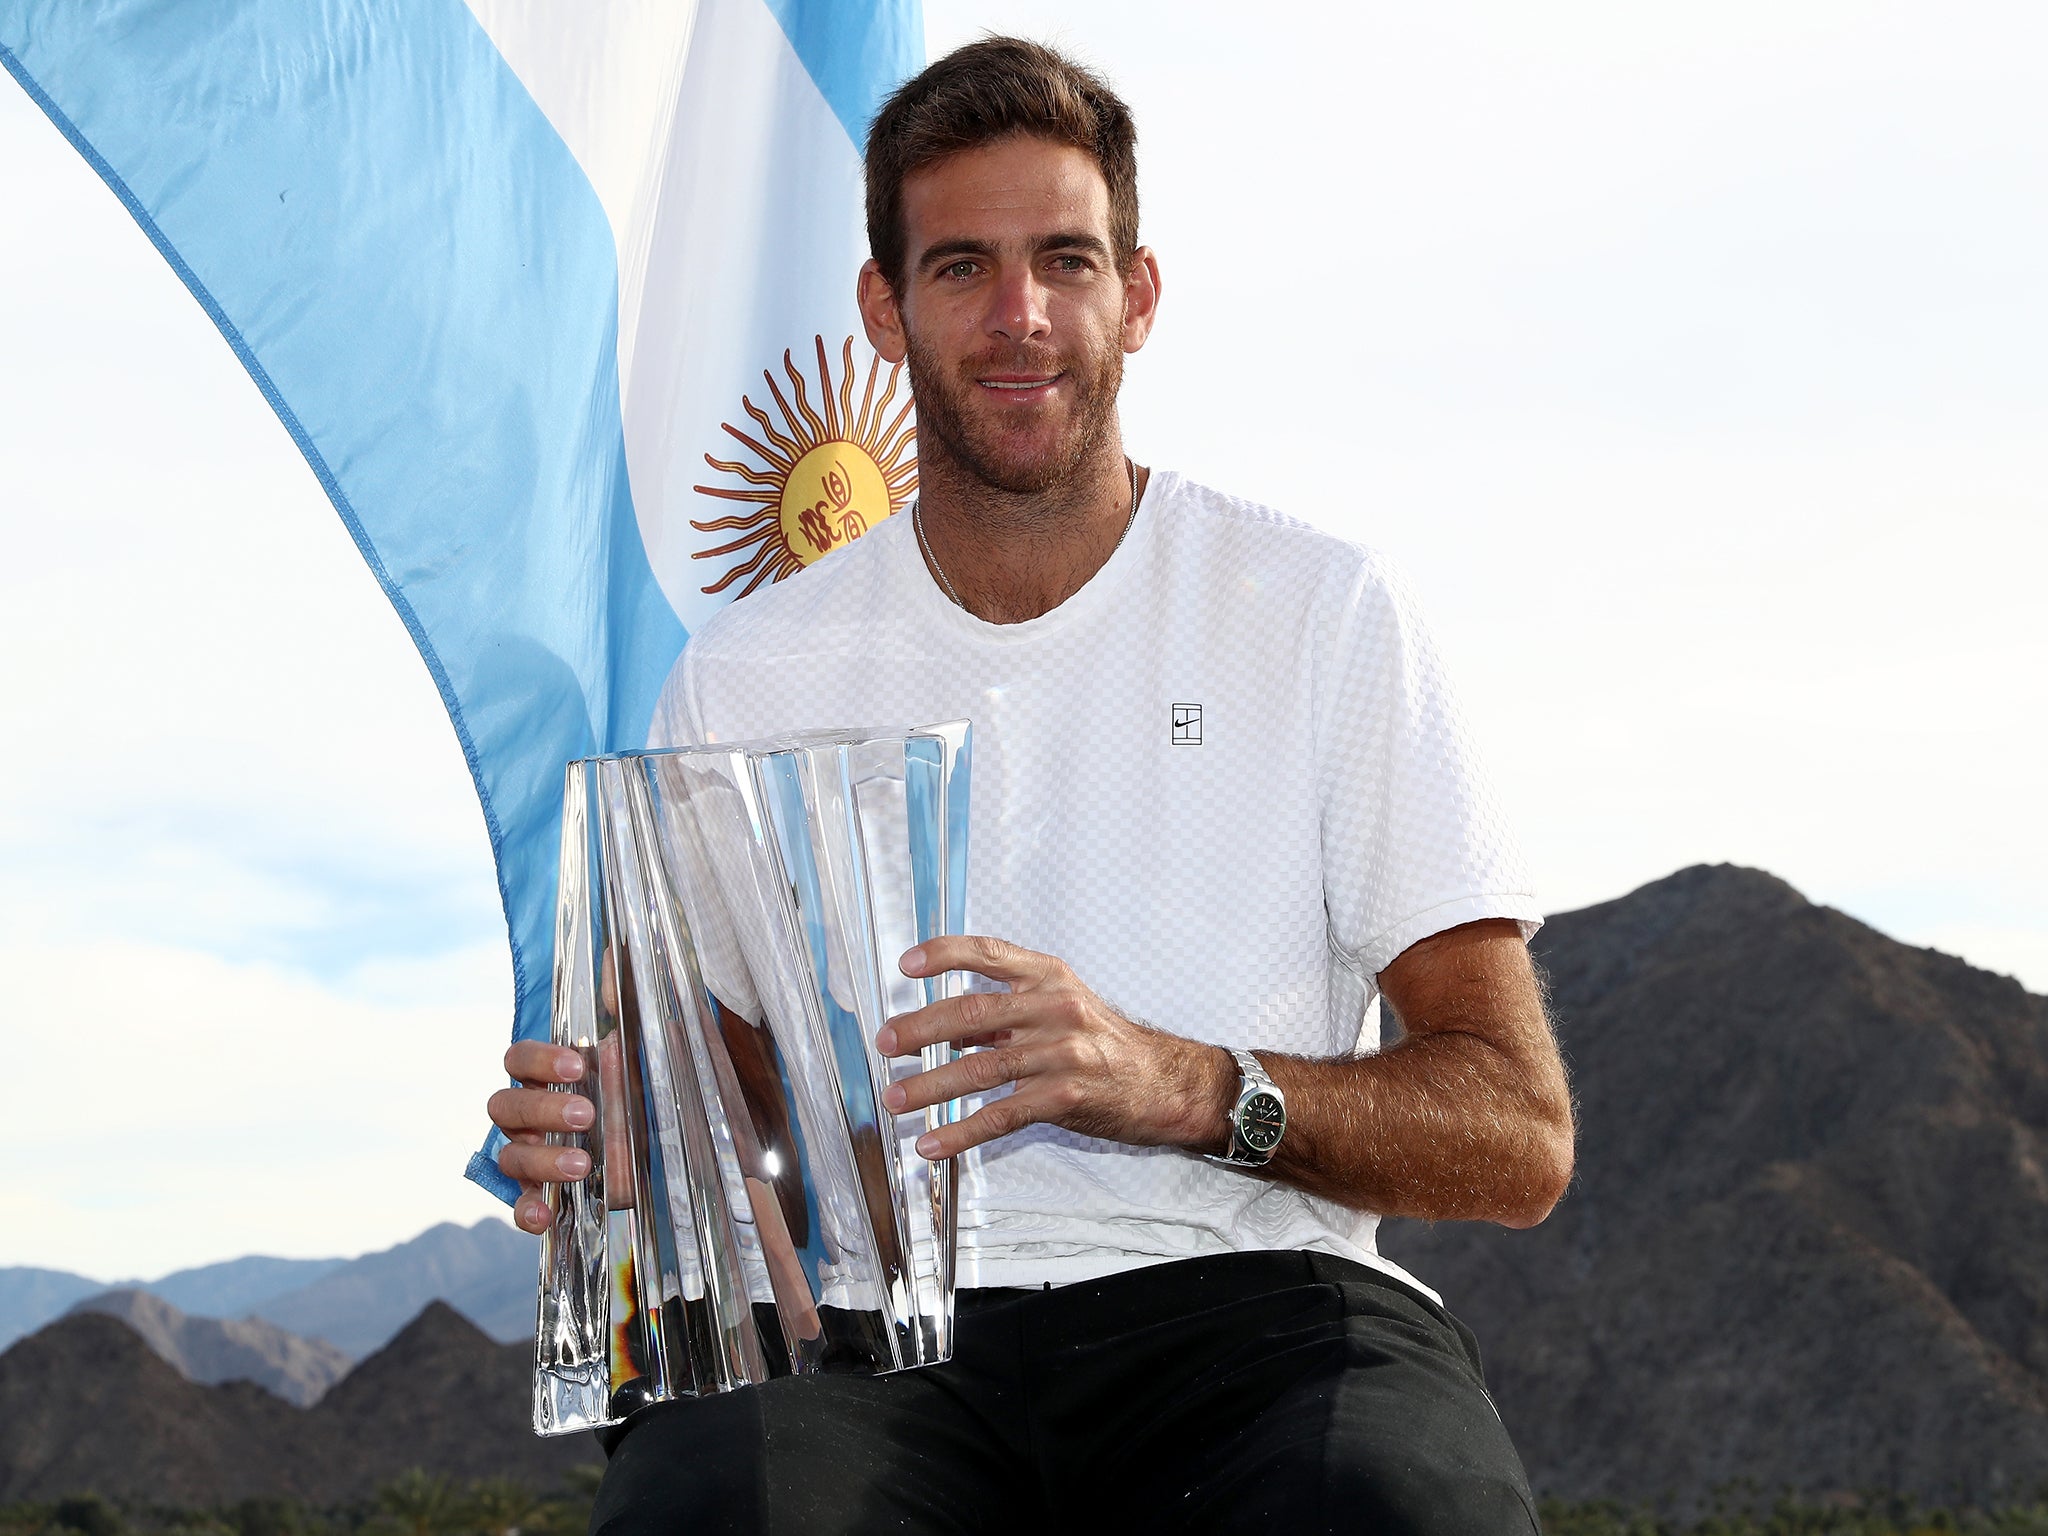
[914,231,1115,273]
[1033,231,1113,261]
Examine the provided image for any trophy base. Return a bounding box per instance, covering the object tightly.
[534,1361,611,1436]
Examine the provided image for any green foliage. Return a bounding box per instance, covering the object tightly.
[6,1478,2048,1536]
[458,1478,554,1536]
[365,1472,458,1536]
[1536,1487,2048,1536]
[51,1498,123,1536]
[0,1469,600,1536]
[226,1498,300,1536]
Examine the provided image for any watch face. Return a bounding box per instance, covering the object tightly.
[1240,1092,1286,1152]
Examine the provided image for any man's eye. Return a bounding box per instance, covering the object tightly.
[944,260,977,279]
[1052,255,1088,273]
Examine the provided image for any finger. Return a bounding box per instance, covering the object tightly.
[914,1092,1040,1160]
[505,1040,587,1086]
[489,1085,597,1137]
[899,935,1060,989]
[877,987,1024,1056]
[499,1137,593,1186]
[882,1043,1036,1115]
[513,1183,550,1235]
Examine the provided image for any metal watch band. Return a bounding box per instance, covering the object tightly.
[1203,1047,1287,1169]
[1230,1046,1275,1095]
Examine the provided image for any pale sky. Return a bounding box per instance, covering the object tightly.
[3,1,2043,1280]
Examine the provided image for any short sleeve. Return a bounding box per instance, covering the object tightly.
[1317,554,1541,979]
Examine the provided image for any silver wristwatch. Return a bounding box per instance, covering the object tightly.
[1205,1047,1287,1168]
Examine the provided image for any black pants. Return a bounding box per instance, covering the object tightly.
[591,1250,1538,1535]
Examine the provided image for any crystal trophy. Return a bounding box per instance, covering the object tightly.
[531,723,971,1434]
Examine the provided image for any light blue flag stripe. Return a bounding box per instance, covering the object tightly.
[765,0,924,150]
[1,0,684,1210]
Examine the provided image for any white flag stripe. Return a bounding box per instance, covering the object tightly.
[461,0,701,395]
[624,0,881,634]
[466,0,890,640]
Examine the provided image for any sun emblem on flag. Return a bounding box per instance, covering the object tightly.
[691,336,918,597]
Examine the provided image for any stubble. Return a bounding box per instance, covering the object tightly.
[904,325,1125,498]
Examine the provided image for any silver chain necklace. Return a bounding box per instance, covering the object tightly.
[915,457,1140,612]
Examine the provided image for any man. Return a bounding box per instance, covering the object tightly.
[491,37,1572,1535]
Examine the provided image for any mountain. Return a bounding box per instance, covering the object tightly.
[0,1313,306,1507]
[0,1305,599,1505]
[309,1302,592,1490]
[0,1217,535,1358]
[248,1219,535,1356]
[1379,864,2048,1507]
[146,1254,346,1318]
[0,1269,104,1352]
[64,1290,352,1407]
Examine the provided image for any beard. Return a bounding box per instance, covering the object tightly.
[904,325,1125,496]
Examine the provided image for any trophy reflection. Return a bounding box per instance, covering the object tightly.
[531,723,971,1434]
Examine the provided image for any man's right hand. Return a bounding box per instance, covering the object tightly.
[490,1042,595,1234]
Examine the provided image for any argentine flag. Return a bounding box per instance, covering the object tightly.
[0,0,924,1201]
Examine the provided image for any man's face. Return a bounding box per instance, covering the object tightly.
[863,136,1157,495]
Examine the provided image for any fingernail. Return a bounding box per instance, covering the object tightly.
[557,1052,584,1080]
[563,1098,595,1129]
[520,1201,547,1232]
[916,1134,940,1158]
[900,945,926,974]
[883,1083,906,1111]
[559,1149,591,1178]
[875,1026,897,1055]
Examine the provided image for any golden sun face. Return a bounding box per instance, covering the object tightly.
[691,336,918,597]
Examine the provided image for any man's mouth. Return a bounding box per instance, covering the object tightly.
[978,374,1062,394]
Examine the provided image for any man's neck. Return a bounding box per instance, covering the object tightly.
[913,438,1145,625]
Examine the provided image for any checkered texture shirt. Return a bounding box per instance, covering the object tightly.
[653,469,1540,1292]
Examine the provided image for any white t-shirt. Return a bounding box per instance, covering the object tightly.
[651,468,1540,1293]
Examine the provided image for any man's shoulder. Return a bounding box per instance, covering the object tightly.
[1156,471,1403,609]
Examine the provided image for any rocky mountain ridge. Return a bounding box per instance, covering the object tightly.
[250,1218,533,1357]
[0,1303,597,1505]
[62,1290,353,1407]
[1,1218,534,1357]
[1380,863,2048,1504]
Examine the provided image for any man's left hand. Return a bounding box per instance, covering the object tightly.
[878,935,1233,1160]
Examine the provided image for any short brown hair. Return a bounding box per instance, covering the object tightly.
[865,37,1139,294]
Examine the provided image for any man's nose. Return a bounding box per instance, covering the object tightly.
[986,270,1051,343]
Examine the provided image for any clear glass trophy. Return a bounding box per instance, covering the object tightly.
[531,723,970,1434]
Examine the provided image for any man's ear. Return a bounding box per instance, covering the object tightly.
[858,260,908,363]
[1121,245,1163,354]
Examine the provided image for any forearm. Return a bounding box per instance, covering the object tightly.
[1176,923,1576,1227]
[1221,1038,1574,1226]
